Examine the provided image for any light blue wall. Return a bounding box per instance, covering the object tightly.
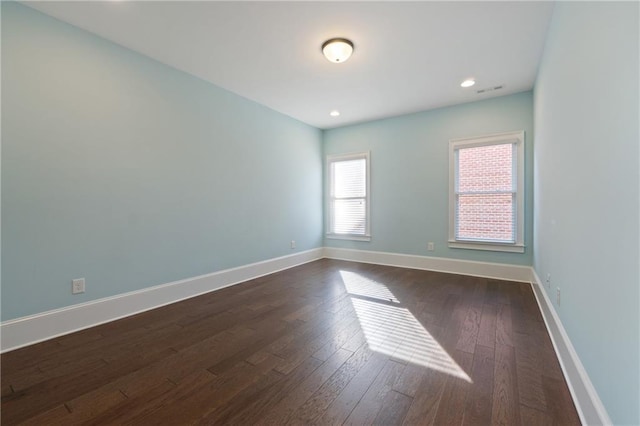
[1,3,323,321]
[323,92,534,266]
[533,2,639,424]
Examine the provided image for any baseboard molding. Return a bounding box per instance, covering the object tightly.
[322,247,532,282]
[0,246,611,426]
[1,248,527,353]
[530,270,612,426]
[0,248,324,353]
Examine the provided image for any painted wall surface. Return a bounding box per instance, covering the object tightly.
[323,92,534,266]
[1,3,323,321]
[533,2,639,424]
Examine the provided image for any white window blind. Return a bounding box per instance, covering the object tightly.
[327,152,370,240]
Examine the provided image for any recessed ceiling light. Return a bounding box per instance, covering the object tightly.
[460,79,476,88]
[322,38,354,63]
[329,110,340,117]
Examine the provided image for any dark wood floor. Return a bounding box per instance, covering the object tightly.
[1,259,580,425]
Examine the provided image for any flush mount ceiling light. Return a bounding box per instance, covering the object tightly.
[322,38,354,63]
[460,79,476,88]
[330,110,341,117]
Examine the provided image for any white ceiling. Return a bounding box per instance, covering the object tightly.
[24,1,555,129]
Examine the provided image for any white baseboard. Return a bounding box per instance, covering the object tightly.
[530,270,611,426]
[322,247,532,282]
[0,246,611,426]
[0,248,324,353]
[2,247,528,353]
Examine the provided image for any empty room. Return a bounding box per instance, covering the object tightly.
[1,1,638,425]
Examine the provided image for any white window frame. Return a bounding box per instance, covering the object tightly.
[326,152,371,241]
[448,131,525,253]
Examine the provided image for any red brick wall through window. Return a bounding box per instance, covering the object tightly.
[456,143,514,242]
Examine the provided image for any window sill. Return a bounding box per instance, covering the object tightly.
[326,234,371,242]
[448,240,525,253]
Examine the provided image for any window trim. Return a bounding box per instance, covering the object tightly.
[326,151,371,241]
[448,131,525,253]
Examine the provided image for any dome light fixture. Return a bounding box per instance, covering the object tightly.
[460,79,476,88]
[322,38,354,63]
[330,110,341,117]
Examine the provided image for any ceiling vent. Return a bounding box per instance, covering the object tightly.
[476,85,504,94]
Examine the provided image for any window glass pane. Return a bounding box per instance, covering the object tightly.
[456,193,514,242]
[333,199,366,235]
[458,144,513,192]
[334,159,366,198]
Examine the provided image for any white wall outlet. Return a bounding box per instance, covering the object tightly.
[72,278,85,294]
[556,287,561,306]
[427,242,435,251]
[546,273,551,288]
[290,240,296,249]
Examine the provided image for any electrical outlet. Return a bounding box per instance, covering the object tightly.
[72,278,85,294]
[556,287,561,306]
[290,240,296,249]
[427,242,435,251]
[546,273,551,288]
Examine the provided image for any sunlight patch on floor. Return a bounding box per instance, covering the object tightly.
[340,270,399,303]
[340,270,472,382]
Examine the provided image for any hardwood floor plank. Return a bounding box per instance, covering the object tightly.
[141,355,281,425]
[456,304,482,354]
[1,383,13,399]
[258,347,354,425]
[439,294,473,353]
[372,389,413,425]
[17,404,71,426]
[433,350,474,425]
[223,355,324,425]
[342,328,367,352]
[521,285,545,323]
[344,359,406,425]
[486,280,509,305]
[291,345,383,424]
[532,323,565,381]
[2,355,125,424]
[273,316,359,375]
[513,331,547,412]
[402,366,449,425]
[496,303,514,347]
[3,358,107,397]
[200,369,286,424]
[491,343,521,425]
[509,287,531,335]
[5,322,179,394]
[477,303,498,349]
[311,317,363,362]
[318,351,388,425]
[59,387,128,423]
[462,344,494,426]
[392,363,425,399]
[541,375,581,425]
[520,404,554,426]
[206,319,296,375]
[84,379,178,426]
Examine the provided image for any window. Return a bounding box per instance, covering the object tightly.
[449,131,524,253]
[327,152,370,240]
